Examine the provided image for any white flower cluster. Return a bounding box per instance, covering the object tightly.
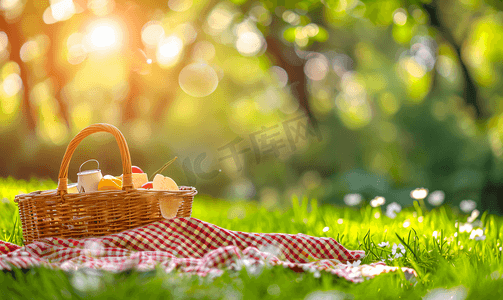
[305,290,348,300]
[370,196,385,207]
[460,200,476,213]
[469,228,486,241]
[71,269,102,292]
[385,202,402,219]
[427,190,445,206]
[302,264,322,278]
[422,285,467,300]
[378,241,389,248]
[455,208,486,241]
[230,258,266,275]
[343,193,362,206]
[377,242,406,261]
[343,260,362,280]
[390,243,405,259]
[410,188,428,200]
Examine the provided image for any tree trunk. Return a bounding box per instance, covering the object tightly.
[265,36,317,127]
[44,23,71,128]
[1,17,37,132]
[422,2,487,120]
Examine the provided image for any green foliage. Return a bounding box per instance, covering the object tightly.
[2,0,503,220]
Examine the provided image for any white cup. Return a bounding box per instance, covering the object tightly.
[77,159,103,193]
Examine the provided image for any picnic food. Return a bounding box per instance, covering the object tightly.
[67,183,78,193]
[153,174,179,191]
[152,174,182,219]
[117,173,148,189]
[132,173,148,188]
[141,181,153,189]
[132,166,144,173]
[98,175,122,190]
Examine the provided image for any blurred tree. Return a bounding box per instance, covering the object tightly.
[1,0,503,213]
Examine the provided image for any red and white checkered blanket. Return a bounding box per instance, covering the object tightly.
[0,218,416,282]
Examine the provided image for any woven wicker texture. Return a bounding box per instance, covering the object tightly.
[15,123,197,244]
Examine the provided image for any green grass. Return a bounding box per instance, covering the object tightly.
[1,176,503,299]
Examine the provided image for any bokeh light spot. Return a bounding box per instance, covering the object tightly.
[88,0,114,16]
[176,23,197,45]
[236,31,262,56]
[179,63,219,97]
[304,54,329,81]
[192,41,216,61]
[270,66,288,88]
[168,0,192,12]
[157,35,183,67]
[43,7,57,24]
[393,8,407,26]
[0,0,20,11]
[0,32,8,53]
[67,44,87,65]
[207,4,235,36]
[85,19,123,52]
[141,21,165,47]
[51,0,76,21]
[2,73,22,96]
[90,25,116,48]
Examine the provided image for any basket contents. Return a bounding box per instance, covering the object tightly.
[92,164,182,217]
[98,175,122,190]
[153,174,179,190]
[152,174,181,219]
[96,165,179,192]
[76,159,103,193]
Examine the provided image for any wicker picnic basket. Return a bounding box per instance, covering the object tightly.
[14,123,197,244]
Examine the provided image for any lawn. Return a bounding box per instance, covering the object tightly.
[1,176,503,299]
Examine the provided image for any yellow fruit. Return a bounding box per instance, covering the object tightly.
[98,175,122,191]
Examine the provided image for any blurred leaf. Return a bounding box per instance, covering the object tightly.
[229,0,248,5]
[363,0,401,26]
[283,27,297,42]
[312,26,329,42]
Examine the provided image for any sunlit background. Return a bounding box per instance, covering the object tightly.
[1,0,503,213]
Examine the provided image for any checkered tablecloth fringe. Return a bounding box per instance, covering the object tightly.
[0,218,416,283]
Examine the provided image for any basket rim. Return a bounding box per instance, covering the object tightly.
[14,186,198,202]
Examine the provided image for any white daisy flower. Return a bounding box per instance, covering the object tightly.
[385,202,402,219]
[460,200,476,213]
[370,196,386,207]
[392,243,405,256]
[410,188,428,200]
[427,190,445,206]
[344,193,362,206]
[378,241,389,248]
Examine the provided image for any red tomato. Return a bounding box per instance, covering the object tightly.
[132,166,144,173]
[141,182,153,189]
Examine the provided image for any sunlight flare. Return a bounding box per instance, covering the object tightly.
[85,19,123,52]
[157,35,183,67]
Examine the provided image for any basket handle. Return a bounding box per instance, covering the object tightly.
[57,123,133,195]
